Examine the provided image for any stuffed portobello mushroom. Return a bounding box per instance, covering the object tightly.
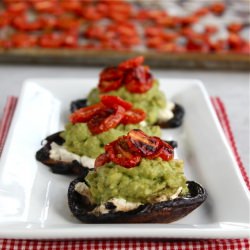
[68,129,207,223]
[71,56,185,128]
[36,96,177,175]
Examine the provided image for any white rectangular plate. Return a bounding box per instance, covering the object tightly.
[0,78,249,239]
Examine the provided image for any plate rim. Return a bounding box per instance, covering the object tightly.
[0,77,249,239]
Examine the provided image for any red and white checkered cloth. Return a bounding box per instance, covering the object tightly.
[0,96,249,250]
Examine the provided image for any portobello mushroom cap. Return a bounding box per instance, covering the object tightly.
[36,132,178,175]
[68,176,207,223]
[35,132,88,175]
[70,99,185,129]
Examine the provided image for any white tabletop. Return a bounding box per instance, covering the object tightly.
[0,65,249,175]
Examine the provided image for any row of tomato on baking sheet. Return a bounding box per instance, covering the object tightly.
[0,0,249,53]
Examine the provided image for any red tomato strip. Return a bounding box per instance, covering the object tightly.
[105,137,141,168]
[69,95,146,135]
[95,129,175,168]
[95,153,110,168]
[87,106,125,135]
[121,109,146,124]
[100,95,132,110]
[70,103,104,124]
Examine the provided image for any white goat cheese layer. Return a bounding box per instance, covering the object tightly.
[74,183,184,215]
[49,142,95,169]
[158,101,175,121]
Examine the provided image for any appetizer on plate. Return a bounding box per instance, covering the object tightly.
[68,129,207,223]
[71,56,185,128]
[36,96,168,175]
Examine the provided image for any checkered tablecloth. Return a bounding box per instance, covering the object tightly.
[0,96,249,250]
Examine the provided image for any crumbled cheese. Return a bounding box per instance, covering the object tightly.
[109,198,141,212]
[158,102,175,121]
[91,204,109,215]
[49,142,95,169]
[78,185,183,215]
[90,187,183,215]
[170,187,183,200]
[80,156,95,169]
[75,182,94,204]
[74,182,90,197]
[139,121,147,127]
[152,187,183,203]
[91,198,141,215]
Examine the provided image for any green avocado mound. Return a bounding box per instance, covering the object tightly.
[87,80,166,124]
[60,123,161,158]
[86,158,189,205]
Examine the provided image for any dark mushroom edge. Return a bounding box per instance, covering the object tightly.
[155,103,185,128]
[70,99,185,129]
[70,99,88,113]
[35,132,89,176]
[68,176,207,223]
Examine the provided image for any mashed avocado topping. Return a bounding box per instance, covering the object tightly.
[85,158,188,205]
[87,81,166,124]
[60,123,161,158]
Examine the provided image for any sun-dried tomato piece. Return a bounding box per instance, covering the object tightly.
[96,2,109,16]
[157,141,174,161]
[227,23,243,33]
[98,67,124,93]
[39,33,63,48]
[95,153,110,168]
[107,1,132,21]
[39,15,57,29]
[209,39,227,52]
[158,43,185,53]
[100,95,132,110]
[164,32,179,42]
[87,106,125,135]
[204,25,218,35]
[141,9,167,24]
[179,16,198,27]
[117,23,137,37]
[0,39,11,49]
[120,36,141,47]
[100,39,124,50]
[70,103,104,124]
[121,109,146,125]
[61,32,78,48]
[85,25,105,39]
[98,129,175,168]
[10,33,37,48]
[0,12,10,28]
[128,130,163,158]
[12,15,42,31]
[241,41,250,54]
[228,33,244,50]
[124,66,153,93]
[118,56,144,70]
[105,137,141,168]
[82,6,102,21]
[7,2,28,14]
[60,1,82,13]
[193,7,210,17]
[146,36,164,49]
[144,26,165,38]
[33,0,62,15]
[181,27,196,39]
[210,2,225,15]
[56,17,81,31]
[186,35,210,52]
